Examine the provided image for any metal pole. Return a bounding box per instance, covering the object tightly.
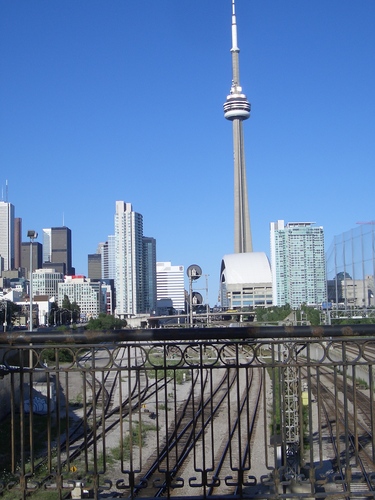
[2,300,7,332]
[205,274,209,326]
[29,239,33,332]
[189,275,193,326]
[27,230,37,369]
[4,300,7,332]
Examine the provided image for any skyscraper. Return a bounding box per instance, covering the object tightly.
[0,201,15,272]
[42,227,74,275]
[114,201,143,317]
[224,0,252,254]
[42,228,52,263]
[270,221,327,309]
[21,242,43,277]
[88,253,102,281]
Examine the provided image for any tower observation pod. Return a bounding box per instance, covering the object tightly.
[223,0,252,254]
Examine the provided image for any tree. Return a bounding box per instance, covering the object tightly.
[86,314,127,330]
[70,301,81,322]
[256,304,292,323]
[0,300,22,330]
[59,296,81,324]
[299,304,321,326]
[62,295,71,310]
[49,302,59,326]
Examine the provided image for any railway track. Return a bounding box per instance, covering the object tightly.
[125,344,264,498]
[208,365,263,497]
[310,366,375,495]
[129,368,234,497]
[3,340,266,498]
[26,344,171,494]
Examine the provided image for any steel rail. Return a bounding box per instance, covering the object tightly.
[315,368,375,495]
[130,369,211,497]
[131,365,240,497]
[206,367,263,496]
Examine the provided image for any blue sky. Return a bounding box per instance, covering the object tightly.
[1,1,374,305]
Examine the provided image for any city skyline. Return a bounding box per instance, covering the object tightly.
[1,196,374,313]
[1,1,374,305]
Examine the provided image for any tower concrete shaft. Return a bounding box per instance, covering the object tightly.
[223,0,252,253]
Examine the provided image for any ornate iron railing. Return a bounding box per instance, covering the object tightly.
[0,325,375,499]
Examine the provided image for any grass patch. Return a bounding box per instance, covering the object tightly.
[110,421,157,462]
[158,403,170,411]
[0,488,67,499]
[69,392,84,408]
[41,347,76,363]
[147,368,190,384]
[0,411,69,481]
[145,352,190,384]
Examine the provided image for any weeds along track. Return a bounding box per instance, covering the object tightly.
[5,341,263,497]
[30,344,171,485]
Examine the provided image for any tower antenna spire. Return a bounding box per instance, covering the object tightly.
[231,0,239,52]
[223,0,252,253]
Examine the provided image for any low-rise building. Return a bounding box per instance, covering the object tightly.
[156,262,185,312]
[32,268,63,299]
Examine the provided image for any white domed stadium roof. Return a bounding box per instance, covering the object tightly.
[220,252,272,285]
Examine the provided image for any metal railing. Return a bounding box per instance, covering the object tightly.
[1,325,375,499]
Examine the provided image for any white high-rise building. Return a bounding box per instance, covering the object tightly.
[270,220,326,308]
[0,201,15,272]
[114,201,143,317]
[156,262,185,311]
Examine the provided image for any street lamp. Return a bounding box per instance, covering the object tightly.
[27,230,38,332]
[186,265,202,326]
[1,300,8,332]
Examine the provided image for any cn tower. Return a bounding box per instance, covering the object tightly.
[223,0,252,253]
